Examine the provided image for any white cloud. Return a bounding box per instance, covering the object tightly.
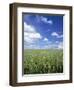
[24,22,42,43]
[43,45,52,49]
[55,41,59,43]
[58,42,63,49]
[24,43,41,49]
[51,32,58,36]
[41,16,53,24]
[24,44,35,49]
[42,41,63,49]
[43,38,48,41]
[57,35,63,38]
[43,43,57,49]
[51,32,63,38]
[24,36,33,43]
[24,22,35,33]
[29,33,41,39]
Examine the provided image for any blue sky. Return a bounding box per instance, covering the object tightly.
[23,14,63,49]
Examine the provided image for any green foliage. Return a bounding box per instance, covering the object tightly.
[24,49,63,74]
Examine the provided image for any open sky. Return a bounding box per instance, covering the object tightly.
[23,14,63,49]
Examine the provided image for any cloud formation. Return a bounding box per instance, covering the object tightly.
[43,38,48,41]
[58,42,63,49]
[24,22,42,44]
[41,16,53,24]
[51,32,63,38]
[24,14,63,49]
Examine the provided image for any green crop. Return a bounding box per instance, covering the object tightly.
[24,49,63,74]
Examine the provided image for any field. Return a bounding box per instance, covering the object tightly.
[24,49,63,74]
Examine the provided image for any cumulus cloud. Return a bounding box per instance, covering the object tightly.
[51,32,63,38]
[51,32,58,36]
[24,22,42,44]
[58,42,63,49]
[41,16,53,24]
[43,38,48,41]
[24,22,36,33]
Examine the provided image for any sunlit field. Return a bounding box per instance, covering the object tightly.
[24,49,63,74]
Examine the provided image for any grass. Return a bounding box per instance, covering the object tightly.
[24,49,63,74]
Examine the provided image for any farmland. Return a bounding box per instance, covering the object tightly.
[24,49,63,74]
